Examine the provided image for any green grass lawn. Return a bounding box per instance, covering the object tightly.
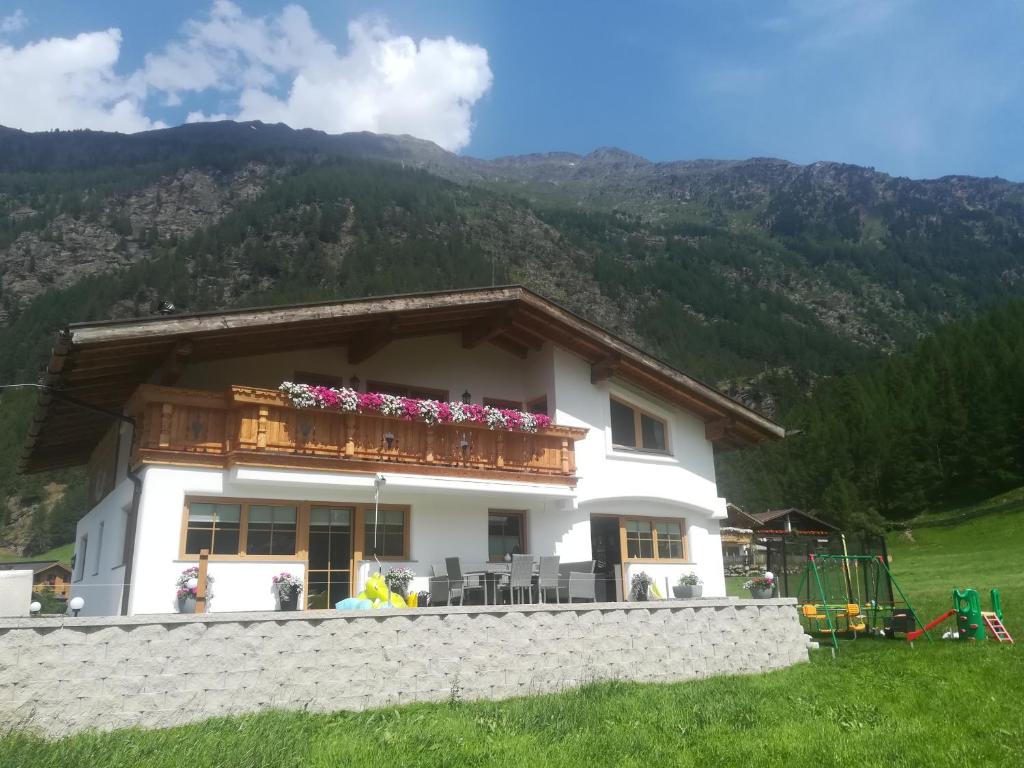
[0,542,74,565]
[2,495,1021,767]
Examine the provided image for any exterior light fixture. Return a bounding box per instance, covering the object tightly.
[186,577,199,591]
[349,374,360,391]
[68,596,85,617]
[29,601,41,615]
[461,390,471,404]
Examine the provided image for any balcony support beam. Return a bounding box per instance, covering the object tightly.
[348,316,397,364]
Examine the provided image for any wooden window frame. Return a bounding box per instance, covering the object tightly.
[180,497,309,562]
[487,509,528,562]
[483,397,524,410]
[361,505,412,561]
[180,497,412,568]
[619,516,689,564]
[609,396,671,454]
[525,394,549,416]
[366,380,449,402]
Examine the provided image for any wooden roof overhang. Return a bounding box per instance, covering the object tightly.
[20,285,786,473]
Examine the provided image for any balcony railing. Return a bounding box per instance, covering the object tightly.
[125,385,587,484]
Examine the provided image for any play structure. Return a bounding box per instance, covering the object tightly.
[908,588,1014,644]
[795,553,925,652]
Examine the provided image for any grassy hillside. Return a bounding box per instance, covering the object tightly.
[0,541,73,565]
[887,487,1024,638]
[4,500,1020,768]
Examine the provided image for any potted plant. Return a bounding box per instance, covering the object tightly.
[630,571,653,601]
[673,572,703,599]
[176,566,213,613]
[743,574,775,600]
[384,566,416,599]
[272,572,304,611]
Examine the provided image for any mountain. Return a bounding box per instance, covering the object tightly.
[3,121,1024,550]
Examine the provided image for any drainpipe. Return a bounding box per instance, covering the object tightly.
[118,418,143,616]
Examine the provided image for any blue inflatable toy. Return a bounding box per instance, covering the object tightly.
[336,597,373,611]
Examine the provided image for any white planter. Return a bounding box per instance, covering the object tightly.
[673,585,703,599]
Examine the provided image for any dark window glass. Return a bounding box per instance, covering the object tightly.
[625,520,654,559]
[185,503,241,555]
[365,508,406,557]
[610,399,637,447]
[308,507,353,609]
[246,505,297,556]
[488,511,525,560]
[484,397,523,410]
[655,521,683,559]
[641,414,667,451]
[526,395,548,415]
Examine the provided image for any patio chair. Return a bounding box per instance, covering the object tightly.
[537,555,560,603]
[567,571,597,603]
[428,563,450,606]
[504,554,535,605]
[558,560,596,602]
[444,557,484,606]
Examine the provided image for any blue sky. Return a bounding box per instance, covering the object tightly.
[1,1,1022,179]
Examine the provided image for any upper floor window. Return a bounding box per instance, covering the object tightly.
[367,380,449,401]
[484,397,523,410]
[294,371,344,388]
[609,397,668,452]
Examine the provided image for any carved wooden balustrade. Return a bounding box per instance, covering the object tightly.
[125,385,587,484]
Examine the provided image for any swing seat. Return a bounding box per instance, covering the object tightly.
[846,603,866,632]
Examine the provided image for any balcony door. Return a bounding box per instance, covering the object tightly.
[306,506,354,609]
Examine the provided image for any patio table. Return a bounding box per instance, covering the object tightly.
[463,563,538,605]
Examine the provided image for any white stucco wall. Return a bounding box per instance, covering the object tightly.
[177,334,553,409]
[69,478,134,617]
[124,465,580,615]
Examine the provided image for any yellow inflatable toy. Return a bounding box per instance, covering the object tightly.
[356,573,407,609]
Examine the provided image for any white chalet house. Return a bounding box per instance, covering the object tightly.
[21,286,785,616]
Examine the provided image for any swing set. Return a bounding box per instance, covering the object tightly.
[794,553,927,652]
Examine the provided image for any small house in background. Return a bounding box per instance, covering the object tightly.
[720,503,764,575]
[0,561,71,599]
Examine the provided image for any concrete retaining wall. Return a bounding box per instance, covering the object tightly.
[0,598,809,736]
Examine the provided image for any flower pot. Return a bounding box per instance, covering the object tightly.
[632,588,649,602]
[750,587,774,600]
[279,593,299,611]
[673,585,703,599]
[177,595,197,614]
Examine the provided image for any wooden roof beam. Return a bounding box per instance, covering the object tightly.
[157,340,194,386]
[488,334,529,359]
[347,315,397,364]
[462,306,517,350]
[591,354,622,384]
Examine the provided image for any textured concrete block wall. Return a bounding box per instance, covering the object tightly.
[0,598,808,736]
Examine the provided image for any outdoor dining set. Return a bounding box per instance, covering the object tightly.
[428,555,598,606]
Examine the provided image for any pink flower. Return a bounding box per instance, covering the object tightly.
[401,398,420,420]
[502,409,523,430]
[464,403,486,423]
[437,402,453,423]
[535,414,552,430]
[357,392,384,411]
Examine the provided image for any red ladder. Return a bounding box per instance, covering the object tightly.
[982,612,1014,644]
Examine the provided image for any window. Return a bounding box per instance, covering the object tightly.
[185,502,242,555]
[74,535,88,582]
[609,397,668,452]
[489,510,526,561]
[525,395,548,415]
[364,507,408,558]
[623,517,687,561]
[367,380,448,401]
[483,397,523,410]
[294,371,344,388]
[247,505,298,556]
[92,521,104,576]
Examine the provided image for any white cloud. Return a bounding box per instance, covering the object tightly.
[1,9,28,35]
[0,2,490,149]
[142,2,492,151]
[0,29,161,132]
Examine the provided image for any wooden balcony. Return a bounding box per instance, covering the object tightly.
[125,385,588,485]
